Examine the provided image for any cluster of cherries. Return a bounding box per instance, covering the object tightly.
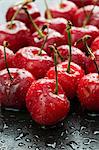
[0,0,99,126]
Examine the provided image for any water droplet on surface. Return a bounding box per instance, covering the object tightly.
[46,142,56,149]
[18,142,25,147]
[28,145,33,149]
[1,140,5,143]
[25,138,31,142]
[15,133,24,141]
[66,141,79,150]
[3,123,8,129]
[83,138,90,145]
[93,131,99,135]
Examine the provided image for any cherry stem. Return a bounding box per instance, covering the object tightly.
[82,35,99,75]
[38,25,49,55]
[66,21,72,73]
[50,45,58,95]
[3,41,13,81]
[44,0,52,19]
[83,1,98,27]
[23,6,44,38]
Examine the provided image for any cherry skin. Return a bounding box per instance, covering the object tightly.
[6,2,40,29]
[73,5,99,28]
[29,16,67,34]
[85,49,99,73]
[91,36,99,52]
[29,28,65,56]
[64,25,99,51]
[12,46,54,79]
[26,78,70,125]
[45,1,78,23]
[0,45,14,71]
[0,68,35,109]
[47,61,84,100]
[77,73,99,112]
[0,20,32,53]
[68,0,99,8]
[56,45,88,71]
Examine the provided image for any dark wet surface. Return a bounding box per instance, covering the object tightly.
[0,102,99,150]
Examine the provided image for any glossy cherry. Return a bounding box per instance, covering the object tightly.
[91,36,99,52]
[45,1,78,23]
[77,73,99,111]
[26,78,70,125]
[29,28,65,56]
[64,25,99,51]
[73,5,99,28]
[0,20,32,53]
[47,61,84,100]
[55,45,88,71]
[12,46,54,79]
[6,2,40,29]
[0,68,35,109]
[68,0,99,7]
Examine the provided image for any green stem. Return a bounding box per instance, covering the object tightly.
[66,21,72,73]
[38,34,48,55]
[3,41,13,81]
[44,0,52,19]
[50,45,58,95]
[23,6,44,38]
[83,3,96,27]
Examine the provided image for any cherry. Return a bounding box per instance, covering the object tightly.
[73,5,99,28]
[77,73,99,111]
[45,1,78,23]
[68,0,99,7]
[26,43,70,125]
[6,1,40,29]
[0,45,14,71]
[26,78,70,125]
[91,36,99,52]
[86,49,99,73]
[12,46,54,79]
[30,28,65,56]
[0,20,32,53]
[64,25,99,51]
[56,45,88,71]
[0,68,35,109]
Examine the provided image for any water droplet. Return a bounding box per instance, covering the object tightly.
[1,140,5,143]
[18,142,25,147]
[25,138,31,142]
[15,133,24,141]
[66,141,79,150]
[46,142,56,149]
[3,123,8,129]
[28,145,33,149]
[83,138,90,145]
[35,148,40,150]
[93,131,99,135]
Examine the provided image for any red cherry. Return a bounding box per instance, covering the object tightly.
[68,0,99,7]
[29,28,65,56]
[47,61,84,100]
[0,21,32,53]
[91,36,99,52]
[45,1,78,23]
[28,17,47,33]
[86,49,99,73]
[56,45,87,71]
[0,45,14,71]
[26,78,70,125]
[0,68,35,109]
[6,2,40,29]
[64,25,99,51]
[77,73,99,111]
[12,46,54,79]
[73,5,99,28]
